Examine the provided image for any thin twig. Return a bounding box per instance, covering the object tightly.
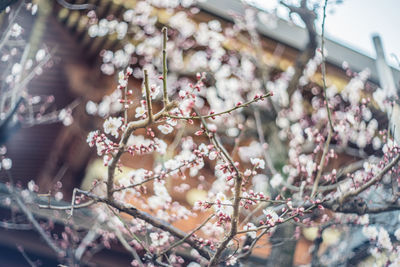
[38,200,94,210]
[5,170,64,257]
[0,1,24,51]
[158,214,214,257]
[144,69,153,123]
[237,204,316,234]
[76,189,211,260]
[106,101,177,199]
[112,159,197,193]
[161,27,169,107]
[115,228,145,267]
[56,0,95,10]
[106,28,178,199]
[339,154,400,204]
[0,221,32,230]
[197,111,243,266]
[6,182,65,256]
[106,205,152,257]
[239,202,267,229]
[311,0,333,198]
[74,227,99,261]
[254,109,277,177]
[168,93,272,120]
[17,244,38,267]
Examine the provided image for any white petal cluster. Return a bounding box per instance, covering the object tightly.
[214,192,233,216]
[10,23,22,38]
[149,232,169,247]
[135,106,146,118]
[263,208,279,224]
[270,173,283,188]
[1,158,12,170]
[395,228,400,241]
[103,117,123,138]
[158,124,174,134]
[148,181,172,209]
[362,225,378,240]
[377,227,393,251]
[250,158,265,169]
[238,141,263,162]
[243,223,257,239]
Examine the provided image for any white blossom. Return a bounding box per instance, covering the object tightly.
[270,173,283,188]
[154,138,167,154]
[86,131,98,147]
[148,181,171,210]
[209,151,217,161]
[11,63,22,75]
[377,227,392,251]
[150,232,169,247]
[103,117,123,138]
[358,214,369,225]
[250,158,265,169]
[1,158,12,170]
[263,208,278,223]
[55,192,63,201]
[214,192,233,216]
[362,226,378,240]
[35,49,46,61]
[10,23,22,37]
[27,180,36,192]
[158,124,173,134]
[135,106,146,118]
[244,223,257,238]
[86,101,98,115]
[31,4,38,15]
[394,228,400,241]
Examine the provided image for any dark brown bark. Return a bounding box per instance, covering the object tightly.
[281,0,318,98]
[264,2,319,266]
[267,223,296,267]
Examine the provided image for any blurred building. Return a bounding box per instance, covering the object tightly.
[0,0,399,266]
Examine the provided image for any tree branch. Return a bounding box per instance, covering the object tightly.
[162,27,169,107]
[78,190,211,260]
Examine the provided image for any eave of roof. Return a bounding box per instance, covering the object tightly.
[199,0,400,86]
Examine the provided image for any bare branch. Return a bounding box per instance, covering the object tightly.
[144,69,153,123]
[162,27,169,107]
[11,188,65,256]
[158,214,214,257]
[197,111,243,266]
[0,221,32,230]
[339,154,400,204]
[77,190,211,260]
[280,0,318,98]
[311,0,333,198]
[106,101,178,199]
[168,93,272,120]
[56,0,95,10]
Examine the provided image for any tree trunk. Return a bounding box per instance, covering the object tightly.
[267,223,296,267]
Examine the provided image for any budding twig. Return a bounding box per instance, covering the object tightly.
[158,214,214,257]
[162,27,169,107]
[339,154,400,204]
[76,189,211,260]
[311,0,333,198]
[144,69,153,123]
[168,93,272,120]
[112,158,197,193]
[106,102,177,199]
[197,111,243,266]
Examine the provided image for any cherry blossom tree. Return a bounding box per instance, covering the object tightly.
[1,0,400,266]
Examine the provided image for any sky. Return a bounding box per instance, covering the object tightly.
[249,0,400,69]
[321,0,400,68]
